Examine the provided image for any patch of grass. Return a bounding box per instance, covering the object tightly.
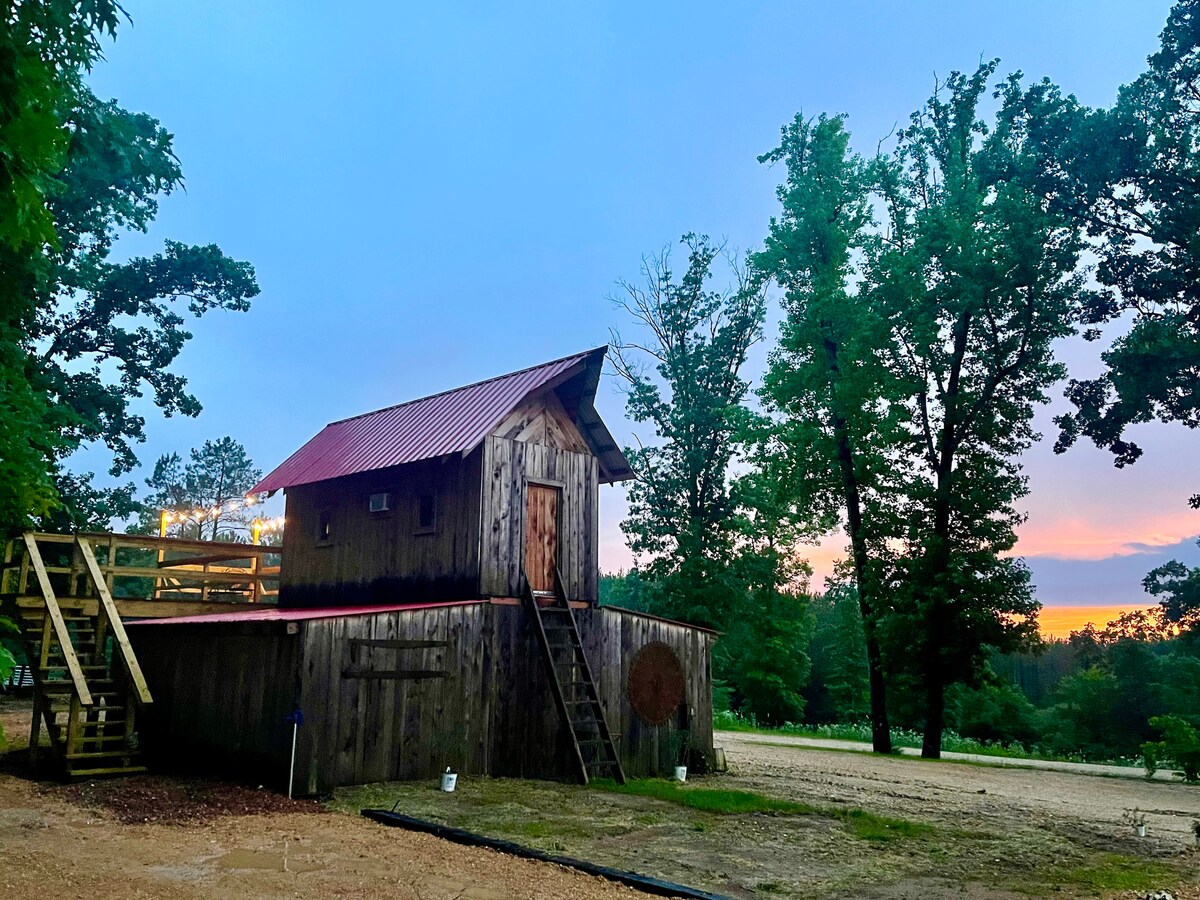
[592,779,932,843]
[1041,853,1178,893]
[518,820,554,838]
[831,807,934,843]
[592,778,814,815]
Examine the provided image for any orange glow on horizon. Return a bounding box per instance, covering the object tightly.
[1036,605,1156,640]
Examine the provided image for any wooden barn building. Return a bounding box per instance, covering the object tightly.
[127,347,715,794]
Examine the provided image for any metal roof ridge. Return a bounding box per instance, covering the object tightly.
[326,345,609,427]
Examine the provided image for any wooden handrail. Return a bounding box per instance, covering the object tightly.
[21,534,93,706]
[76,537,153,706]
[2,531,281,607]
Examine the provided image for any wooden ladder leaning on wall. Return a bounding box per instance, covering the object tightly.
[523,566,625,785]
[11,533,153,778]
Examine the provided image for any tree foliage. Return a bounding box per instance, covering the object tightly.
[611,234,766,629]
[753,64,1079,757]
[139,437,263,541]
[0,3,259,535]
[998,3,1200,507]
[870,62,1084,756]
[753,112,902,752]
[0,1,124,531]
[1143,545,1200,628]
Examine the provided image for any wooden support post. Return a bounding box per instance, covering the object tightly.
[123,700,136,769]
[18,547,30,597]
[28,692,43,764]
[66,695,82,766]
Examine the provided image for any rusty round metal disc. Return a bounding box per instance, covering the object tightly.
[626,641,686,726]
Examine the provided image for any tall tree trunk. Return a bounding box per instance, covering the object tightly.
[920,309,970,759]
[921,669,945,758]
[824,334,892,754]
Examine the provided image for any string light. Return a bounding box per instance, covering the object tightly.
[253,516,285,534]
[160,494,265,526]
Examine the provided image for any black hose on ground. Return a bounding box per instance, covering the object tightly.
[361,808,732,900]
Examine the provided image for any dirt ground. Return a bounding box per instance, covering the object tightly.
[0,700,642,900]
[716,730,1200,850]
[3,698,1200,900]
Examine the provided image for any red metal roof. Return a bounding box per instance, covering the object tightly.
[252,348,610,493]
[126,599,488,626]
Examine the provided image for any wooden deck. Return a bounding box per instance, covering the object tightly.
[2,531,281,619]
[1,532,281,778]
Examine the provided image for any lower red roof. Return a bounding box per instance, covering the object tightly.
[126,599,488,626]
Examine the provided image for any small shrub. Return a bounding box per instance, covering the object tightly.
[1142,743,1159,779]
[1143,716,1200,783]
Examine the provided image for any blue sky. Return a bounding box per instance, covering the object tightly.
[78,1,1195,607]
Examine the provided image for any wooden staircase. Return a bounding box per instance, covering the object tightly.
[9,534,153,777]
[524,567,625,785]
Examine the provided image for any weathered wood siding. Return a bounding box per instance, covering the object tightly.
[130,623,301,786]
[479,436,599,602]
[578,606,715,777]
[131,603,713,793]
[279,451,483,606]
[296,604,713,789]
[296,602,495,793]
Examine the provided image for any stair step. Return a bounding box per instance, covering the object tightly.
[77,719,127,730]
[66,765,149,777]
[55,733,129,745]
[39,665,108,672]
[43,679,116,690]
[65,749,141,760]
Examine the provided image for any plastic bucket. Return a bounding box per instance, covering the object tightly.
[441,772,458,792]
[673,766,688,783]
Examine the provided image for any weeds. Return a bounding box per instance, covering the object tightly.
[591,778,933,843]
[713,709,1144,768]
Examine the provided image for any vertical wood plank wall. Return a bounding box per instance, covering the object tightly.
[296,604,711,791]
[479,435,599,602]
[130,624,301,786]
[296,602,496,794]
[279,451,483,606]
[131,604,713,793]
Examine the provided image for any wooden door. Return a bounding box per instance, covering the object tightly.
[525,484,558,593]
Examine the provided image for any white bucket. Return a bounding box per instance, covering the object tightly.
[441,771,458,792]
[673,766,688,783]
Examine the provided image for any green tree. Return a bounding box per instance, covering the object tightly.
[753,111,904,753]
[805,582,871,724]
[1144,545,1200,628]
[999,3,1200,507]
[758,63,1084,757]
[139,437,263,541]
[32,91,258,524]
[598,569,649,610]
[0,6,259,535]
[870,63,1083,757]
[610,234,766,629]
[946,678,1040,747]
[1,2,124,532]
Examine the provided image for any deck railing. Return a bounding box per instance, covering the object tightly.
[1,531,281,611]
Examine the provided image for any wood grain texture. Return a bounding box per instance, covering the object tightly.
[130,597,713,792]
[479,436,598,602]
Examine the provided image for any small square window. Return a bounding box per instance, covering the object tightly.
[368,492,391,513]
[316,510,333,543]
[416,494,436,532]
